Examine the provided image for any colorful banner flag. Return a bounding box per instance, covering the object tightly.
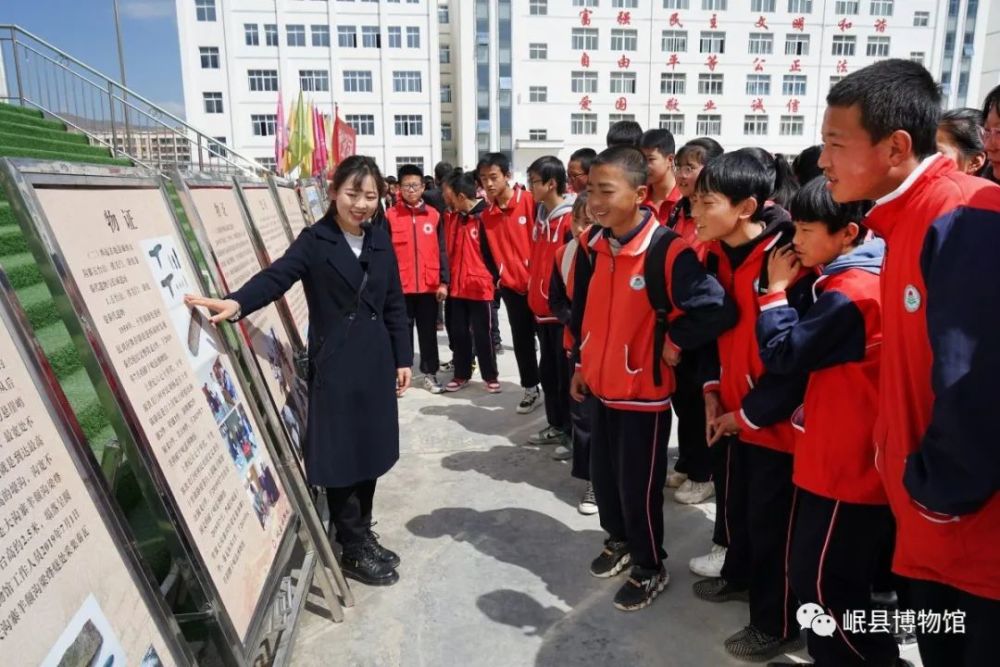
[288,91,314,177]
[332,107,357,165]
[275,91,287,174]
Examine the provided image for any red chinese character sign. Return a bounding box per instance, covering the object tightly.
[755,16,769,30]
[615,97,628,112]
[579,9,592,26]
[786,99,800,113]
[618,54,631,69]
[580,52,591,68]
[579,96,592,111]
[754,58,766,72]
[665,98,680,112]
[710,13,718,29]
[790,59,802,72]
[617,10,631,25]
[669,13,683,28]
[705,55,719,72]
[792,17,806,31]
[838,18,853,31]
[703,100,717,111]
[837,59,849,74]
[667,53,680,70]
[751,98,766,112]
[874,19,887,33]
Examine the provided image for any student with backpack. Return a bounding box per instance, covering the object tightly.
[569,147,736,611]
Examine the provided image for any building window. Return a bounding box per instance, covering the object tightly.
[438,5,449,23]
[752,0,776,11]
[392,71,423,93]
[209,137,227,158]
[609,113,637,124]
[748,33,773,55]
[834,1,858,14]
[867,36,890,58]
[662,30,687,52]
[661,72,686,95]
[251,114,277,137]
[571,71,599,93]
[345,114,375,135]
[659,114,685,135]
[195,0,216,22]
[529,43,548,60]
[199,46,219,69]
[829,75,844,89]
[287,25,306,47]
[264,24,278,46]
[744,115,769,136]
[698,73,724,95]
[530,0,547,15]
[610,72,637,94]
[300,70,330,92]
[338,26,357,48]
[746,74,771,96]
[832,35,856,56]
[388,27,402,48]
[785,34,810,56]
[441,84,453,103]
[572,28,600,51]
[248,69,278,92]
[244,24,259,46]
[361,26,380,48]
[406,26,420,48]
[913,11,929,27]
[700,31,725,54]
[909,51,925,65]
[394,115,424,136]
[614,0,639,6]
[203,92,223,114]
[529,86,548,102]
[696,114,722,135]
[312,25,330,47]
[396,156,425,171]
[780,115,805,136]
[702,0,727,9]
[664,0,690,7]
[343,70,373,92]
[526,129,547,141]
[573,0,599,6]
[870,0,892,16]
[257,157,277,172]
[788,0,812,11]
[440,44,451,63]
[611,29,638,52]
[571,113,598,135]
[442,123,453,142]
[782,74,807,96]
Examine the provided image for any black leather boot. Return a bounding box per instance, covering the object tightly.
[340,541,399,586]
[366,528,401,568]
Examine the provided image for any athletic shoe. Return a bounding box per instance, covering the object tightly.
[578,484,598,515]
[589,539,630,578]
[422,374,444,394]
[674,479,715,505]
[485,381,502,393]
[724,625,803,662]
[551,441,573,461]
[444,378,470,393]
[528,425,563,445]
[666,470,688,488]
[517,386,542,414]
[613,565,670,611]
[689,544,727,578]
[692,577,749,603]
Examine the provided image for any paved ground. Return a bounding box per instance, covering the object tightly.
[290,313,923,667]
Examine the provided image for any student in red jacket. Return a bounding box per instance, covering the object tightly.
[478,153,541,413]
[386,164,449,393]
[820,59,1000,667]
[569,147,736,612]
[639,129,682,224]
[440,169,500,393]
[757,177,898,667]
[526,156,575,451]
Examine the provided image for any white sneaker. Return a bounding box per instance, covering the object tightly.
[516,386,542,414]
[688,544,727,578]
[674,479,715,505]
[422,374,444,394]
[665,470,688,488]
[578,484,598,515]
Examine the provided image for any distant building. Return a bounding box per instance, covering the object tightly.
[92,129,193,168]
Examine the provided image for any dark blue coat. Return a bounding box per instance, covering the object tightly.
[227,212,412,487]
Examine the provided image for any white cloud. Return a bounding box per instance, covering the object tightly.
[121,1,175,20]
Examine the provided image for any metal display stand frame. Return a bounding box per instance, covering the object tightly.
[269,175,313,233]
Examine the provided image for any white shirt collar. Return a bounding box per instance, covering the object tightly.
[871,153,944,210]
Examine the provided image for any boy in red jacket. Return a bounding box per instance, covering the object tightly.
[758,177,898,667]
[478,153,541,414]
[569,146,736,611]
[386,164,449,393]
[639,129,682,224]
[820,59,1000,667]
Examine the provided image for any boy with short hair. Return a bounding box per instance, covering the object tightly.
[477,152,542,413]
[568,148,598,194]
[569,146,736,611]
[638,129,682,224]
[821,59,1000,666]
[606,120,643,149]
[385,164,449,393]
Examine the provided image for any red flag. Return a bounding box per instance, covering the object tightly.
[332,108,357,165]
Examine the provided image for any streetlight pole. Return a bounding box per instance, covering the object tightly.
[111,0,132,153]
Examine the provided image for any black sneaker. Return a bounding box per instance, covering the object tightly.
[613,565,670,611]
[340,541,399,586]
[365,527,401,569]
[724,625,803,662]
[692,577,749,603]
[589,539,631,578]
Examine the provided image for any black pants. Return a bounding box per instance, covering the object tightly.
[405,293,440,375]
[327,479,377,547]
[720,441,797,639]
[671,356,711,482]
[499,288,539,388]
[908,578,1000,667]
[790,489,898,666]
[490,293,502,347]
[590,404,671,570]
[537,323,570,432]
[711,436,734,548]
[447,298,498,382]
[569,361,594,481]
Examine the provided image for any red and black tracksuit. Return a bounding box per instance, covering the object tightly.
[481,186,539,388]
[864,154,1000,666]
[757,239,898,666]
[386,200,449,375]
[642,184,682,227]
[571,210,736,571]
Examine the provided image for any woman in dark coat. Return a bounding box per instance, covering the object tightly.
[184,156,412,586]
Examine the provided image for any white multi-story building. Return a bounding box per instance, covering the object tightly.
[176,0,442,174]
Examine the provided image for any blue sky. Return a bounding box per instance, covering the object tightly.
[4,0,185,116]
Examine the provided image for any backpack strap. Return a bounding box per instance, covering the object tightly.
[559,238,579,286]
[643,225,683,387]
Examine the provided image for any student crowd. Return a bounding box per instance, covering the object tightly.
[373,59,999,667]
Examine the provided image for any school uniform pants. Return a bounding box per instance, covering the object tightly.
[405,293,440,375]
[907,578,1000,667]
[568,359,593,481]
[720,440,798,639]
[490,293,502,347]
[789,489,898,666]
[670,355,711,482]
[447,297,498,382]
[327,479,377,547]
[711,436,734,548]
[590,404,671,571]
[499,287,540,388]
[537,322,570,432]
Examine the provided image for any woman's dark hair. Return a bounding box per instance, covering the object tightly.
[982,83,1000,123]
[591,146,648,188]
[676,137,724,167]
[694,150,774,221]
[569,147,598,172]
[606,120,644,148]
[527,155,567,195]
[792,145,824,185]
[737,146,798,209]
[443,168,479,200]
[476,152,511,176]
[790,176,870,244]
[331,155,386,197]
[939,107,986,160]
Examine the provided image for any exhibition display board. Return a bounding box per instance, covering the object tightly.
[0,270,192,666]
[273,182,310,237]
[301,184,326,224]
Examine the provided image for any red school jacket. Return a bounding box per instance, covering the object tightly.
[527,197,575,323]
[642,184,682,226]
[480,186,535,294]
[666,199,708,262]
[444,206,495,302]
[385,200,448,294]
